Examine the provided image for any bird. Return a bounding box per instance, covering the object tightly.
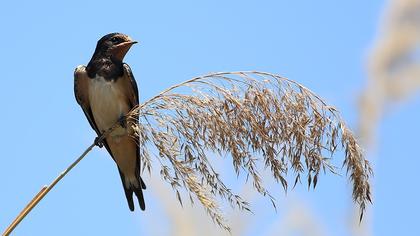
[74,33,146,211]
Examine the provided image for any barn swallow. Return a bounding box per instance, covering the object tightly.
[74,33,146,211]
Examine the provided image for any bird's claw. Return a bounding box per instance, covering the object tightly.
[118,115,127,128]
[94,137,104,148]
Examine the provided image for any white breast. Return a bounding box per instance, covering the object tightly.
[88,76,130,136]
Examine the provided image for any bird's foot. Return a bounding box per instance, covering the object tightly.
[94,137,104,148]
[118,115,127,128]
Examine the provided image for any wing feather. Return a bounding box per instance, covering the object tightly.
[122,64,145,190]
[74,65,101,136]
[122,63,139,107]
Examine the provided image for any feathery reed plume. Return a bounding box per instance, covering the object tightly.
[360,0,420,145]
[127,71,372,229]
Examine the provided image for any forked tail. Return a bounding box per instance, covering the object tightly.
[119,170,147,211]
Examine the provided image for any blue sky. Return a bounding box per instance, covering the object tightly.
[1,1,419,235]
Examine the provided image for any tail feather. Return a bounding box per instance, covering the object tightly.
[122,184,135,211]
[140,178,147,190]
[118,170,146,211]
[134,184,146,210]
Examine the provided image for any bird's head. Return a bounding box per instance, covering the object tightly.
[94,33,137,62]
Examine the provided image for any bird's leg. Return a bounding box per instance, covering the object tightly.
[118,114,127,128]
[94,137,104,148]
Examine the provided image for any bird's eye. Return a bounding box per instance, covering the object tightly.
[111,37,120,43]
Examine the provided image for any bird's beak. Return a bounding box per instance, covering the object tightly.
[119,40,137,47]
[112,40,138,61]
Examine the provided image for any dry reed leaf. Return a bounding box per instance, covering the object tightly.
[127,71,372,230]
